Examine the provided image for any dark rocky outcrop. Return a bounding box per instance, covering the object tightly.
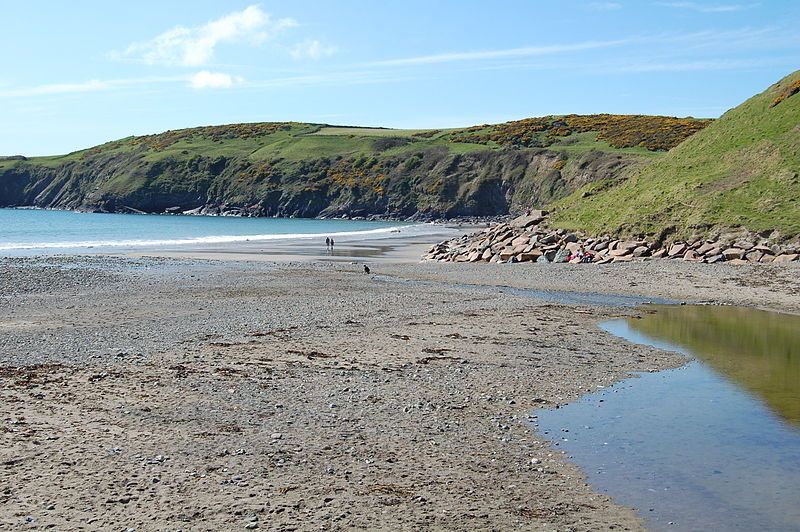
[0,146,641,220]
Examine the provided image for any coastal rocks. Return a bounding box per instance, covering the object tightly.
[423,213,800,266]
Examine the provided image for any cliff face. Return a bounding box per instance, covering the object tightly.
[0,146,641,219]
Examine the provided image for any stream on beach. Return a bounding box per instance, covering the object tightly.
[535,305,800,532]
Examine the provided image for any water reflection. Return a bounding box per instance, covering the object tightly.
[629,305,800,425]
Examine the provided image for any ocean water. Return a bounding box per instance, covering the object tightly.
[0,208,423,254]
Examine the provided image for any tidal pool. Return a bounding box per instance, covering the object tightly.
[535,305,800,531]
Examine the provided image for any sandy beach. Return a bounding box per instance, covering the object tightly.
[2,242,799,530]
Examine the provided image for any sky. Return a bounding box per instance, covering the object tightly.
[1,1,798,155]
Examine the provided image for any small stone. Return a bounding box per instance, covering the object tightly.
[271,432,282,440]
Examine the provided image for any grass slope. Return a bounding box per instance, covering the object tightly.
[552,70,800,240]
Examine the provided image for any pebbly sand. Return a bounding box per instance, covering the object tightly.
[2,235,799,531]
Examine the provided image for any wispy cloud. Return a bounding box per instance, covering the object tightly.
[366,39,631,67]
[656,2,760,13]
[614,57,780,72]
[115,5,297,67]
[586,2,623,10]
[0,77,169,99]
[0,73,241,99]
[189,71,243,89]
[290,40,338,60]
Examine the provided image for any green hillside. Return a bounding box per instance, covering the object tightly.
[552,70,800,240]
[0,115,707,219]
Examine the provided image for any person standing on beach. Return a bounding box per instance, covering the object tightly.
[330,238,335,249]
[326,237,330,248]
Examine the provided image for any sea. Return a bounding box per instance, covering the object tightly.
[0,208,430,255]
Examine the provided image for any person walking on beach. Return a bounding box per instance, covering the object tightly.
[330,238,335,249]
[325,237,330,249]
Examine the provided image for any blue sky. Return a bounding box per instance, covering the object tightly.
[2,1,798,155]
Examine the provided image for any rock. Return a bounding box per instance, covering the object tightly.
[695,242,718,255]
[511,235,531,247]
[727,258,748,265]
[668,243,687,257]
[518,250,542,262]
[562,234,578,244]
[611,255,634,262]
[705,254,724,264]
[759,254,774,263]
[683,250,701,261]
[468,251,481,262]
[753,245,775,255]
[608,248,631,257]
[539,233,559,245]
[773,253,799,263]
[512,244,528,254]
[552,248,570,263]
[651,249,666,258]
[512,211,547,227]
[591,241,609,252]
[722,248,745,260]
[565,242,581,253]
[745,251,763,262]
[619,240,642,251]
[632,246,650,257]
[481,248,493,261]
[499,249,516,261]
[271,432,282,439]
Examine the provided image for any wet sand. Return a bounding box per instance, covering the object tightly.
[1,248,798,530]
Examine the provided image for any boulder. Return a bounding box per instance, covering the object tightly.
[609,248,632,257]
[499,249,516,261]
[695,242,717,255]
[668,243,687,257]
[759,254,775,263]
[511,211,547,229]
[722,248,745,260]
[612,255,634,263]
[727,258,748,265]
[683,250,701,262]
[705,254,725,264]
[513,244,529,254]
[481,248,493,261]
[773,253,799,263]
[651,249,667,258]
[554,248,572,263]
[511,235,531,247]
[745,251,763,262]
[619,240,643,251]
[518,250,542,262]
[753,245,775,255]
[539,233,559,245]
[632,246,650,257]
[592,241,609,252]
